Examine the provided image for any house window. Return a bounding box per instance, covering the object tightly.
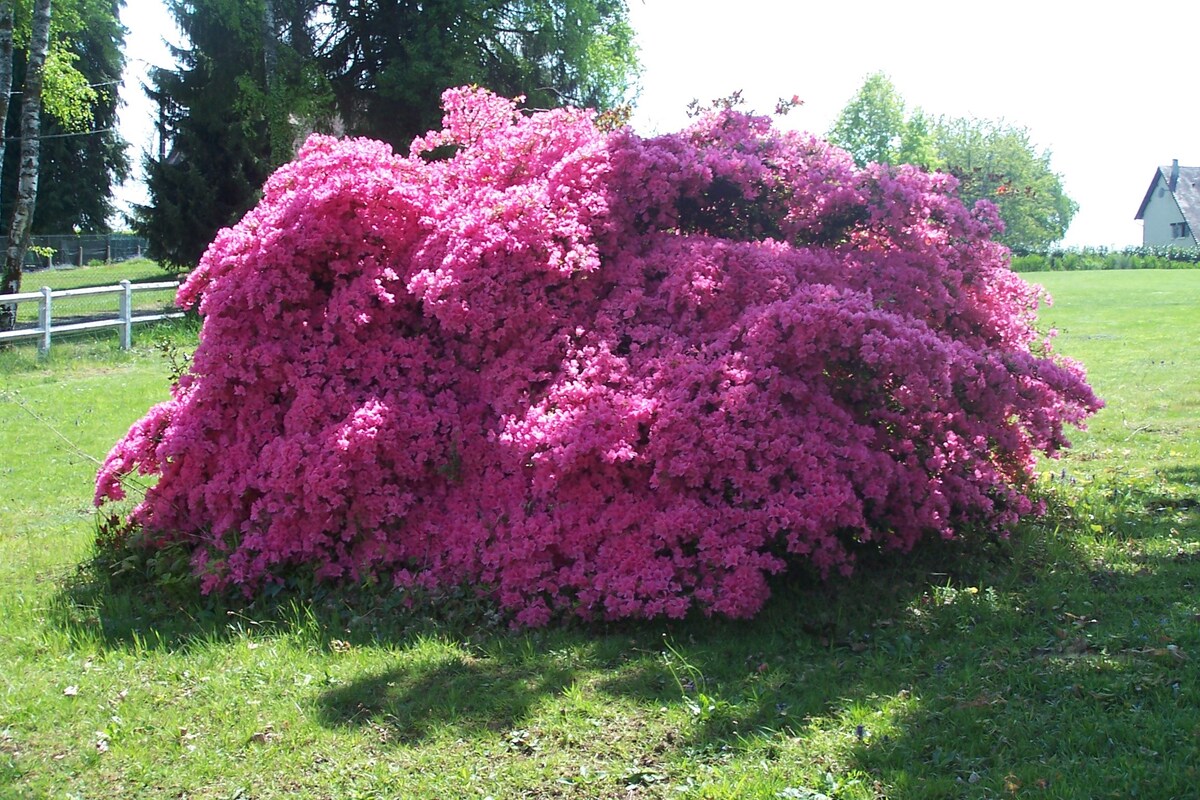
[1171,222,1191,239]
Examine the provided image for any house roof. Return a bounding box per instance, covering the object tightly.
[1135,165,1200,238]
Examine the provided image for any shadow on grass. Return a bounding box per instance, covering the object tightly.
[1158,462,1200,498]
[591,510,1200,795]
[46,477,1200,795]
[315,655,576,744]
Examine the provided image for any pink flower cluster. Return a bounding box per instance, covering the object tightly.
[95,87,1102,625]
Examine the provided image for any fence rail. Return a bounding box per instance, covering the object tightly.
[0,280,183,354]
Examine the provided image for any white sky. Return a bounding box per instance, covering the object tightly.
[116,0,1200,248]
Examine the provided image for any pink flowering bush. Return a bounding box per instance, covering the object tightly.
[95,88,1101,626]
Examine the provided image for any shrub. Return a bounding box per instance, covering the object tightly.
[1012,245,1200,272]
[95,88,1102,625]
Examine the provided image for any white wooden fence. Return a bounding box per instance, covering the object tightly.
[0,280,183,355]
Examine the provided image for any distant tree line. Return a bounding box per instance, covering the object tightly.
[1010,245,1200,272]
[827,72,1077,251]
[137,0,641,271]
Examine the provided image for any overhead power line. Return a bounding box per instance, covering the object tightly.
[3,127,118,143]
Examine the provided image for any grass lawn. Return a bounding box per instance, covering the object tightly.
[1,270,1198,799]
[7,259,181,328]
[18,259,176,292]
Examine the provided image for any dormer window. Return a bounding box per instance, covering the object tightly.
[1170,222,1191,239]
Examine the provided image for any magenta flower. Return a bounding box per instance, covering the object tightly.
[95,87,1101,625]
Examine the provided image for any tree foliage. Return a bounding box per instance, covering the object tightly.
[0,0,127,237]
[828,73,1077,249]
[312,0,639,151]
[935,117,1078,250]
[134,0,326,270]
[2,0,125,329]
[1,0,52,323]
[827,72,906,168]
[137,0,639,271]
[97,89,1101,626]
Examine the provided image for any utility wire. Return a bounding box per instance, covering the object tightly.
[3,127,118,143]
[6,79,122,96]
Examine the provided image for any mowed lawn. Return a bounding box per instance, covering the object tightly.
[0,270,1198,799]
[9,259,181,327]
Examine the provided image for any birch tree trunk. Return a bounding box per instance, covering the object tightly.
[1,0,52,331]
[0,2,14,175]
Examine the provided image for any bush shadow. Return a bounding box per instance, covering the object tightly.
[315,655,575,744]
[48,473,1200,794]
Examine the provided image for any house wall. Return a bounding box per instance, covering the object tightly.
[1142,180,1197,246]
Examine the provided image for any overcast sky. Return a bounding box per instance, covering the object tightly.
[117,0,1200,248]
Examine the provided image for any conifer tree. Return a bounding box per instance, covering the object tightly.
[138,0,639,271]
[135,0,297,270]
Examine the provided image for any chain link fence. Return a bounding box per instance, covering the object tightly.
[1,278,183,352]
[3,234,177,349]
[10,279,178,326]
[23,233,148,270]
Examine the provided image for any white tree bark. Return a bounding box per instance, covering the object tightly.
[0,2,14,178]
[1,0,52,330]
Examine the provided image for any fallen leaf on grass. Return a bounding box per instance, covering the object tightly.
[1147,642,1185,662]
[63,685,79,697]
[956,692,1006,710]
[1065,636,1095,656]
[248,724,280,745]
[1124,645,1188,662]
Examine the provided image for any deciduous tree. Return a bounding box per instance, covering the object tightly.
[828,74,1077,249]
[313,0,639,151]
[934,117,1077,250]
[0,0,125,331]
[827,71,906,168]
[1,0,52,331]
[1,0,129,235]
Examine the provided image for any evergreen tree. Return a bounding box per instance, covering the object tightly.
[134,0,307,270]
[315,0,639,151]
[139,0,639,271]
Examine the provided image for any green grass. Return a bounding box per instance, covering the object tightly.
[1,270,1198,799]
[6,258,182,334]
[19,258,177,292]
[1030,270,1200,484]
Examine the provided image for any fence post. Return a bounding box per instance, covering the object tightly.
[77,246,84,267]
[38,286,52,356]
[119,279,132,350]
